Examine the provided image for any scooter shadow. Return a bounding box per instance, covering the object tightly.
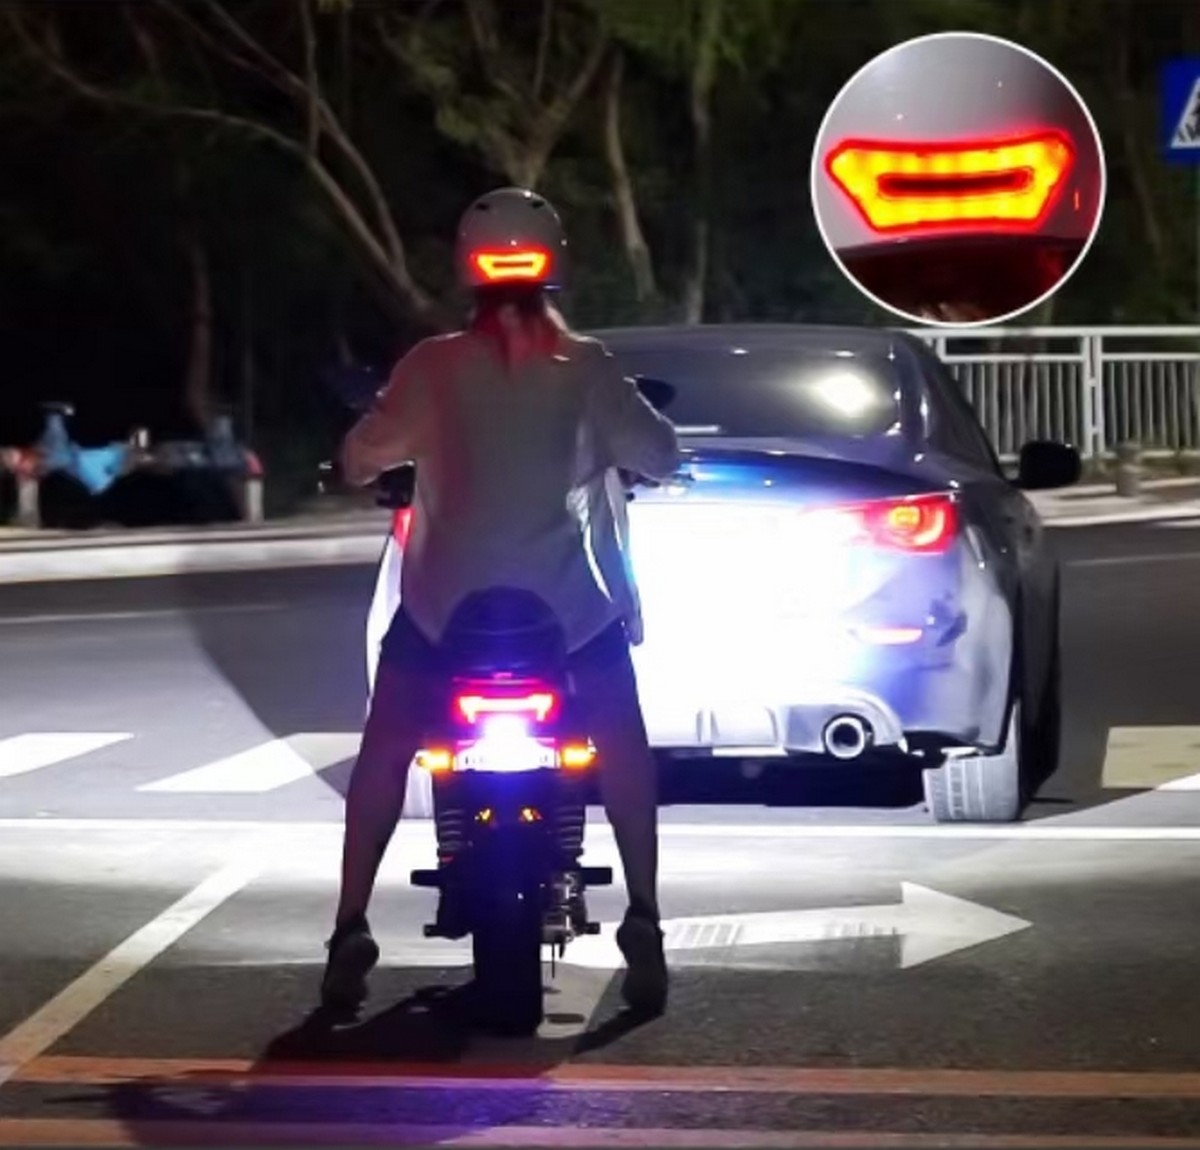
[261,978,649,1067]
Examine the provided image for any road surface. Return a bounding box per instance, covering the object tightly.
[2,520,1200,1147]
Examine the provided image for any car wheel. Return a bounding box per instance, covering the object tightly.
[1023,620,1063,797]
[923,701,1024,824]
[402,764,436,820]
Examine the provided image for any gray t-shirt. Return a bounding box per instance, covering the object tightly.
[342,328,679,652]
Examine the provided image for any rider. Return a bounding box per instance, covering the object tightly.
[323,186,680,1017]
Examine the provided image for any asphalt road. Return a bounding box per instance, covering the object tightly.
[2,520,1200,1147]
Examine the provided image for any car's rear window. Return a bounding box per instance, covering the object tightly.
[606,345,905,439]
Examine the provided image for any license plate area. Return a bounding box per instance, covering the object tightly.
[455,735,560,773]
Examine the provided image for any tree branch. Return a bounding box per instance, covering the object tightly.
[463,0,525,107]
[532,12,607,147]
[5,8,437,324]
[533,0,553,103]
[152,0,409,273]
[603,47,658,303]
[298,0,320,156]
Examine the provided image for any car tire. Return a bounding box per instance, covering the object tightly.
[1023,616,1063,797]
[923,701,1023,824]
[401,764,436,820]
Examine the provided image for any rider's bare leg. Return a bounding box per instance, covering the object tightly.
[334,657,423,927]
[573,646,660,923]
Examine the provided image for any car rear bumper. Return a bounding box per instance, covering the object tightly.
[640,639,1010,759]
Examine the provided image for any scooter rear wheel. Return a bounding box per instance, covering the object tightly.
[471,894,545,1037]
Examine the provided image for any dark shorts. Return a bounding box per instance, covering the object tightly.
[379,609,632,680]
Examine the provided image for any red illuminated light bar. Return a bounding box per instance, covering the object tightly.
[825,131,1076,233]
[454,690,560,725]
[471,248,550,282]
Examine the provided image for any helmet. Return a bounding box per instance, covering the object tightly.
[811,33,1105,321]
[455,187,568,291]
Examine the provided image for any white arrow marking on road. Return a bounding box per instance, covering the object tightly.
[378,884,1030,973]
[0,733,132,780]
[138,733,360,793]
[578,883,1030,971]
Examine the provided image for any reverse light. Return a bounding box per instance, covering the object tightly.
[471,247,550,283]
[455,690,559,725]
[825,131,1075,233]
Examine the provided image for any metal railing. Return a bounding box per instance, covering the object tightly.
[905,326,1200,461]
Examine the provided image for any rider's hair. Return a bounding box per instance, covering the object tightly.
[469,285,568,366]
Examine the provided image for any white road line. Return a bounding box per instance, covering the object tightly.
[4,818,1200,841]
[0,849,265,1088]
[138,733,359,794]
[0,733,132,780]
[0,603,286,626]
[1068,551,1200,567]
[1043,501,1200,528]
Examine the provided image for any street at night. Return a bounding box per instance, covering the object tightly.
[3,521,1200,1146]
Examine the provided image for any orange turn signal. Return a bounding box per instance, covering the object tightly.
[559,743,596,770]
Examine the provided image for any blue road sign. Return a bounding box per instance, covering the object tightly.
[1163,59,1200,163]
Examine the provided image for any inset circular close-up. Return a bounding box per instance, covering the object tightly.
[811,32,1106,327]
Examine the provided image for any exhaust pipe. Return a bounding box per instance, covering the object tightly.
[822,714,873,760]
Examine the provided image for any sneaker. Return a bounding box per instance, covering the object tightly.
[320,915,380,1010]
[615,912,668,1017]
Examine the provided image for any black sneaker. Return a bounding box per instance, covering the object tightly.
[320,915,380,1010]
[615,912,668,1017]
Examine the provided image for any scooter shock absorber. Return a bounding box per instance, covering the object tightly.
[556,779,587,861]
[433,780,466,859]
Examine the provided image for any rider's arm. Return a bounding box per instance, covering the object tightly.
[585,342,680,482]
[340,348,428,488]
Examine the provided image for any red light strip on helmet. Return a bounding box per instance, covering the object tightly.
[825,131,1076,233]
[471,248,550,282]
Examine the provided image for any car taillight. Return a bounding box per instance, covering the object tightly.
[470,247,550,282]
[807,494,958,554]
[825,131,1075,233]
[393,508,412,547]
[454,689,560,725]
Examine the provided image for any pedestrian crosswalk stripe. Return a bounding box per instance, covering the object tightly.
[1101,726,1200,790]
[137,732,359,794]
[0,733,132,780]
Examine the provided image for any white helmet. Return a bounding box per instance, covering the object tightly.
[455,187,568,291]
[811,32,1105,319]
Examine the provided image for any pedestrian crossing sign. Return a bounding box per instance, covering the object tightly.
[1163,59,1200,160]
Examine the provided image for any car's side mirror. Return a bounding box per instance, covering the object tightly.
[322,364,384,414]
[635,376,676,413]
[375,463,415,509]
[1016,440,1081,491]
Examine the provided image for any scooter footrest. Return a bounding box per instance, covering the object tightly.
[411,869,443,889]
[579,866,613,886]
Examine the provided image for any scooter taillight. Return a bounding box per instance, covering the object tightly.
[453,684,561,727]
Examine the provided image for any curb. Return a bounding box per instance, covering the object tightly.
[0,531,386,584]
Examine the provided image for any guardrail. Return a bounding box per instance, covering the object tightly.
[906,326,1200,462]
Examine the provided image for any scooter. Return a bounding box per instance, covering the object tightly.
[322,361,612,1036]
[408,586,612,1036]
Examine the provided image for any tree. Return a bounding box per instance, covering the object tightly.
[376,0,609,190]
[3,0,445,329]
[594,0,785,323]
